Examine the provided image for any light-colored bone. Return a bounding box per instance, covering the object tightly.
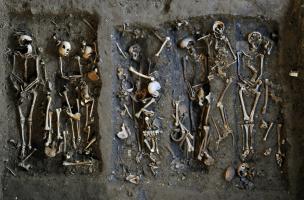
[59,56,68,79]
[197,125,210,160]
[75,56,83,76]
[115,42,128,59]
[249,123,254,152]
[239,85,250,122]
[179,121,194,152]
[18,105,26,158]
[70,118,76,149]
[226,38,237,60]
[62,89,76,149]
[263,122,273,141]
[44,95,52,131]
[262,79,269,115]
[173,100,181,127]
[27,89,38,149]
[155,36,170,57]
[76,99,81,143]
[135,98,156,118]
[128,66,155,81]
[211,117,224,151]
[256,54,264,81]
[18,148,37,171]
[45,111,53,147]
[85,137,96,150]
[116,123,130,139]
[243,124,250,152]
[63,160,93,166]
[85,126,91,142]
[217,78,233,135]
[249,91,261,122]
[85,103,89,128]
[63,131,67,153]
[56,108,62,140]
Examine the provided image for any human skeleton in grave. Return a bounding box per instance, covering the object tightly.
[10,31,41,159]
[237,31,273,160]
[188,21,236,165]
[128,65,162,163]
[40,34,99,164]
[198,21,237,149]
[198,20,236,79]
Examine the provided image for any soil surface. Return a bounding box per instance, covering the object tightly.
[0,0,303,200]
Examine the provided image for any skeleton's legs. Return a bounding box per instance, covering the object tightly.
[18,105,26,158]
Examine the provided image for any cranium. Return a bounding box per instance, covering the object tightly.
[82,45,93,60]
[58,41,71,57]
[248,31,262,50]
[213,21,225,36]
[148,81,161,98]
[128,44,141,61]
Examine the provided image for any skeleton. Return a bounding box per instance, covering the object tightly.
[11,33,41,158]
[155,36,170,57]
[237,31,272,160]
[198,21,236,79]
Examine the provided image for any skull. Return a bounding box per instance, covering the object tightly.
[58,41,71,57]
[148,81,161,98]
[128,44,141,62]
[248,31,262,51]
[18,35,32,46]
[212,21,225,36]
[82,46,93,60]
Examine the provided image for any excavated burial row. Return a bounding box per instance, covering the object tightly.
[6,12,102,175]
[111,15,287,193]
